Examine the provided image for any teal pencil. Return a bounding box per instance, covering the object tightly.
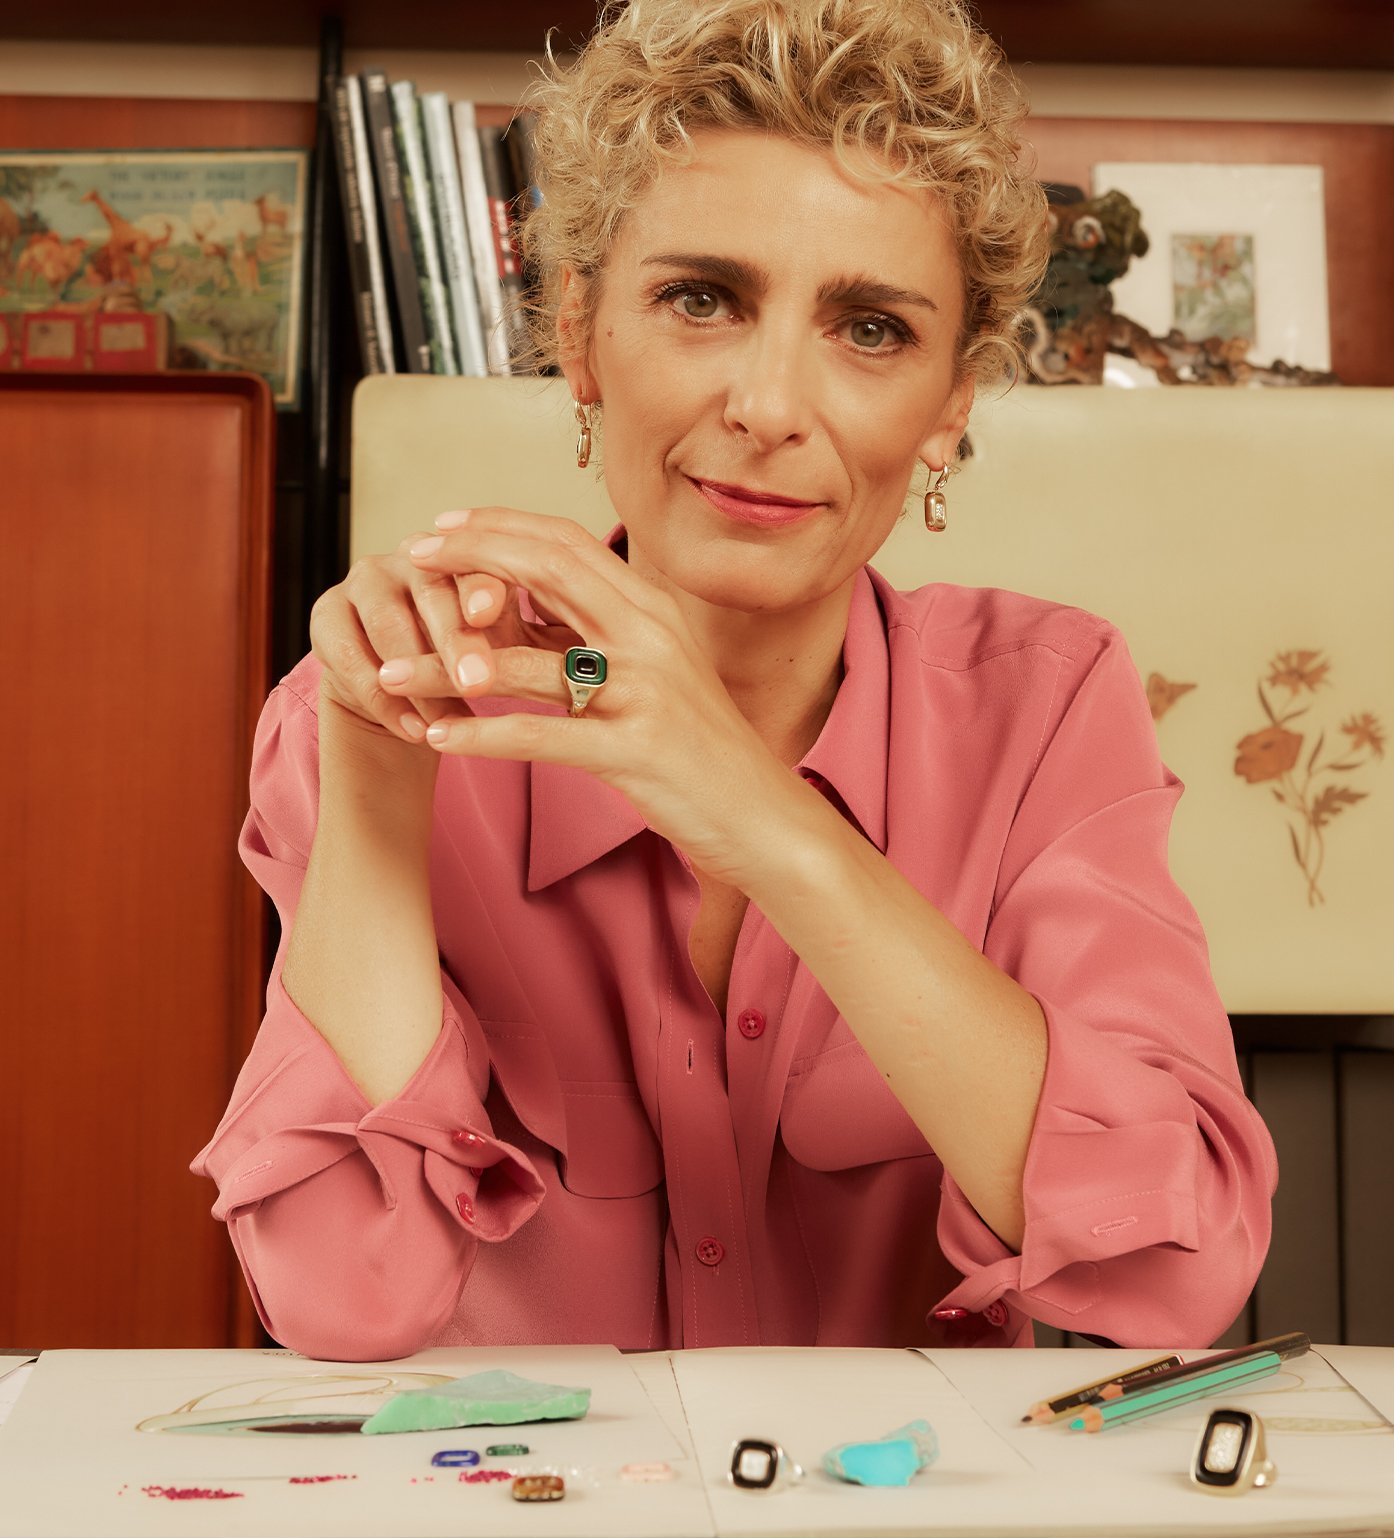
[1068,1354,1281,1432]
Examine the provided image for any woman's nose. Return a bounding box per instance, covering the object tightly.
[721,327,816,450]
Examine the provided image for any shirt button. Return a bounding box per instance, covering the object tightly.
[452,1129,485,1149]
[984,1301,1009,1328]
[456,1194,475,1224]
[695,1236,725,1267]
[737,1008,766,1040]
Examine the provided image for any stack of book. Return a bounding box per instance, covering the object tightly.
[327,70,542,377]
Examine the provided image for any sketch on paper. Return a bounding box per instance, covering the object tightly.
[136,1372,454,1435]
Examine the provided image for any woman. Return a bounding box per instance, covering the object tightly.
[195,0,1276,1361]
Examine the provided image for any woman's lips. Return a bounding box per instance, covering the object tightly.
[689,477,821,526]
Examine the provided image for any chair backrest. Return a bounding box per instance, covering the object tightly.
[352,374,1394,1014]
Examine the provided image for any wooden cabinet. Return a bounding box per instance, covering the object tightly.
[0,373,272,1347]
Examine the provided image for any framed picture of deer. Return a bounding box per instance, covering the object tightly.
[0,148,308,407]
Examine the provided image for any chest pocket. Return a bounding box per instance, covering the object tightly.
[780,1033,934,1171]
[482,1022,664,1199]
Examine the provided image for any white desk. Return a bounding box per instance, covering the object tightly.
[1,1345,1391,1537]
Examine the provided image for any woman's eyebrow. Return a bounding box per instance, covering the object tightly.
[641,251,765,290]
[819,273,940,314]
[641,252,939,313]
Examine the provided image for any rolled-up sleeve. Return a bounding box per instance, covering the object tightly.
[191,676,544,1361]
[932,619,1278,1347]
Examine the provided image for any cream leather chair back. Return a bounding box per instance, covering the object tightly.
[352,375,1394,1012]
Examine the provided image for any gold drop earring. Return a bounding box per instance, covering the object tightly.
[574,400,593,469]
[924,461,956,532]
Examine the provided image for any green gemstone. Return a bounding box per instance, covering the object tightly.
[564,647,607,686]
[359,1371,590,1436]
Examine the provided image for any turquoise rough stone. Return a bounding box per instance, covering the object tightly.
[359,1370,591,1436]
[822,1419,940,1486]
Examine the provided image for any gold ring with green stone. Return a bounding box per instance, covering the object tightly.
[563,646,608,716]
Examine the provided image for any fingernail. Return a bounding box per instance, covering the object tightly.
[410,535,445,558]
[466,589,493,618]
[379,658,412,684]
[435,510,471,530]
[426,723,450,745]
[400,713,427,740]
[457,654,489,688]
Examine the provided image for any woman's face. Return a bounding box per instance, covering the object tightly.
[565,127,972,617]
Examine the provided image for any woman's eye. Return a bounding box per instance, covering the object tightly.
[676,289,722,319]
[848,318,893,349]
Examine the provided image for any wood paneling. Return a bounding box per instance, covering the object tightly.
[1340,1051,1394,1346]
[0,373,273,1346]
[1025,118,1394,388]
[1249,1052,1344,1344]
[0,0,1389,66]
[0,95,316,151]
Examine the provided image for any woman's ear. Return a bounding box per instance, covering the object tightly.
[557,266,600,404]
[919,374,974,474]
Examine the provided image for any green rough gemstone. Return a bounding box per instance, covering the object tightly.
[486,1443,530,1456]
[360,1371,590,1436]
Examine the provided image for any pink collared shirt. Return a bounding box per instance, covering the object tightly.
[194,567,1277,1360]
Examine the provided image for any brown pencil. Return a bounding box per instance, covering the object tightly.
[1021,1354,1184,1424]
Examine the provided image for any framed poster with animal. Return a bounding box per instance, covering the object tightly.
[0,148,308,407]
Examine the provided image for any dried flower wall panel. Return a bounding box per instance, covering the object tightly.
[1235,652,1384,908]
[872,385,1394,1014]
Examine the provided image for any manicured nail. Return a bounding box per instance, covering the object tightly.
[379,658,412,684]
[457,654,489,688]
[400,713,427,740]
[426,723,450,745]
[435,510,471,530]
[410,535,445,558]
[466,589,493,618]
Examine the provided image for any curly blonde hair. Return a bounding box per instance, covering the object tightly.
[520,0,1049,387]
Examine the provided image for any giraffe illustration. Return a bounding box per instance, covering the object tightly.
[81,190,170,283]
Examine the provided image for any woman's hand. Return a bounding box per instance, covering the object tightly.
[307,531,579,745]
[386,507,798,885]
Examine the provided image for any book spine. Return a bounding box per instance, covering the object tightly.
[345,74,396,373]
[506,109,543,214]
[421,91,488,378]
[327,75,389,374]
[360,68,432,374]
[390,78,457,376]
[477,120,533,370]
[452,100,511,376]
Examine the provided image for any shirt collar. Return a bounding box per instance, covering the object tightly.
[795,565,890,852]
[526,554,891,891]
